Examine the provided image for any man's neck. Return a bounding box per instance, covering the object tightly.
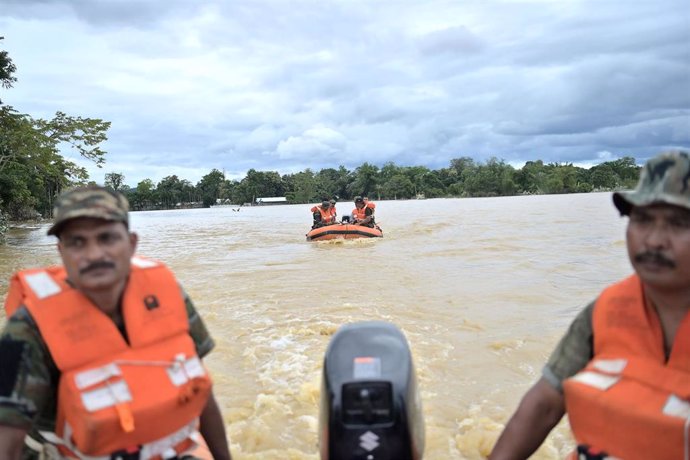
[644,284,690,358]
[644,284,690,315]
[82,282,127,324]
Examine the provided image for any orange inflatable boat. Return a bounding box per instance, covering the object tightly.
[306,224,383,241]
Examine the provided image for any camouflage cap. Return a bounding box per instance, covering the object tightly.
[47,185,129,236]
[613,150,690,216]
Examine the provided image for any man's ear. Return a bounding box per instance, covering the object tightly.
[129,232,139,253]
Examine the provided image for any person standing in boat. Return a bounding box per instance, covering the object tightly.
[311,198,337,228]
[0,185,232,460]
[352,196,376,228]
[489,150,690,460]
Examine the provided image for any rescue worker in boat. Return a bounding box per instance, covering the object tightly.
[351,196,376,228]
[489,150,690,460]
[0,185,232,460]
[311,198,337,229]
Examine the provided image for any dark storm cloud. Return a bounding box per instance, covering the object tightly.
[2,0,194,27]
[1,0,688,185]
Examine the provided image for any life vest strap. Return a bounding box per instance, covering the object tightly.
[38,418,201,460]
[573,444,621,460]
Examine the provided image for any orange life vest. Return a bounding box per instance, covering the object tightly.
[563,275,690,460]
[352,202,375,221]
[18,256,212,459]
[311,205,336,223]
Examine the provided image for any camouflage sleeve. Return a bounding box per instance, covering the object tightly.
[542,301,595,393]
[180,286,215,359]
[0,306,58,431]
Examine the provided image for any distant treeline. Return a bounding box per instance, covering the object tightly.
[106,156,640,211]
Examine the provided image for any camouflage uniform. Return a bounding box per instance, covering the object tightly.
[541,150,690,391]
[0,185,217,459]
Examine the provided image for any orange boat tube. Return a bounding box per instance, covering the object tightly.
[306,224,383,241]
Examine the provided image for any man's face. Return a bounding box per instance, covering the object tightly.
[355,201,365,209]
[58,217,138,293]
[626,204,690,291]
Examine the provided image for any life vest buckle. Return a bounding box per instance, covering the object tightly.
[577,444,609,460]
[109,446,140,460]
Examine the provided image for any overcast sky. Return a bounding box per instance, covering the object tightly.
[1,0,689,187]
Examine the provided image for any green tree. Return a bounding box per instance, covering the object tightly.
[449,157,475,177]
[315,167,343,200]
[420,170,447,198]
[219,179,238,203]
[0,44,110,224]
[289,169,317,203]
[197,169,225,207]
[125,178,156,210]
[0,37,17,104]
[379,162,402,184]
[381,174,415,199]
[462,157,516,197]
[234,169,285,204]
[0,107,99,218]
[606,156,640,188]
[349,162,379,197]
[590,163,618,189]
[515,160,548,194]
[104,172,125,191]
[334,165,353,199]
[156,175,184,208]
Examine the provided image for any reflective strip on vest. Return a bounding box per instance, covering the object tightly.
[570,358,626,390]
[166,355,206,386]
[570,371,620,391]
[663,394,690,419]
[80,380,132,412]
[591,358,627,374]
[24,271,62,299]
[39,419,200,460]
[75,363,122,390]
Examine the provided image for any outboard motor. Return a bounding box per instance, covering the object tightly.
[319,321,424,460]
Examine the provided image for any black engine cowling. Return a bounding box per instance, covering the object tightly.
[319,321,425,460]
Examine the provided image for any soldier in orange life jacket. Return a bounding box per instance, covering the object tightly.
[311,198,337,229]
[489,150,690,460]
[351,196,376,228]
[0,185,233,460]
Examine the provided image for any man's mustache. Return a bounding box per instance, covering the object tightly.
[634,251,675,268]
[80,261,116,275]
